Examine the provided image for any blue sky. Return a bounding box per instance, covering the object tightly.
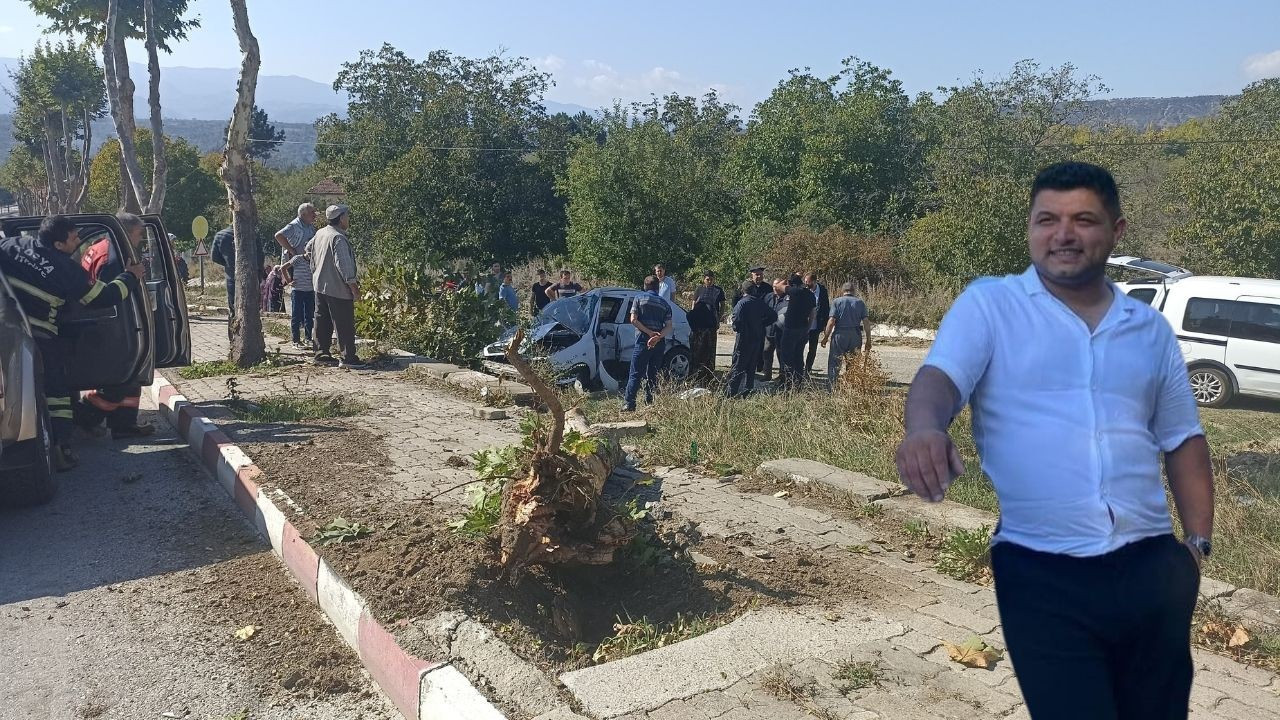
[2,0,1279,111]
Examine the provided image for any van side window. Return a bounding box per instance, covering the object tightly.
[1183,298,1236,337]
[1126,288,1157,305]
[1235,301,1280,344]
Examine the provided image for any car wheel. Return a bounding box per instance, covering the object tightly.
[1188,366,1233,408]
[0,397,57,508]
[663,346,692,380]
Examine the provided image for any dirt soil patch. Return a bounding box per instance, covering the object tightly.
[160,552,375,702]
[234,418,898,675]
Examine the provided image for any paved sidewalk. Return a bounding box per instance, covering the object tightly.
[180,317,1279,720]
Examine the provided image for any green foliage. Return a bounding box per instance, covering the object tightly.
[317,45,582,264]
[86,130,221,239]
[9,40,106,150]
[24,0,200,48]
[314,517,373,546]
[731,58,922,235]
[356,261,513,364]
[832,659,882,693]
[1169,79,1280,277]
[563,93,740,283]
[450,479,505,538]
[903,61,1104,283]
[936,526,993,583]
[177,360,241,379]
[0,146,50,213]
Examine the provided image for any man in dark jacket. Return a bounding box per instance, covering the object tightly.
[211,225,236,316]
[0,215,141,469]
[688,270,725,382]
[803,272,831,374]
[726,280,777,398]
[781,274,817,390]
[761,279,788,382]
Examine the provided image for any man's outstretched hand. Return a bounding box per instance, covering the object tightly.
[895,429,966,503]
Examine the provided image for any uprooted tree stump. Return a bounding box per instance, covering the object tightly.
[497,328,635,579]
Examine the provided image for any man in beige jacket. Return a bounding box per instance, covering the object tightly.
[305,204,364,369]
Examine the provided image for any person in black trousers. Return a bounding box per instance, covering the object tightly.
[779,274,815,390]
[802,272,830,374]
[761,279,788,382]
[725,281,776,397]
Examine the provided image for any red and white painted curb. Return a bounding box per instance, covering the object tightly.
[148,374,507,720]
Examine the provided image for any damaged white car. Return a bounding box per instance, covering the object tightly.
[481,287,692,390]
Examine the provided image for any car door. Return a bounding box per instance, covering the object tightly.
[141,215,192,367]
[594,294,628,365]
[1226,296,1280,398]
[4,214,153,391]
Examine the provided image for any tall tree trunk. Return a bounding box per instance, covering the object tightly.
[222,0,264,367]
[40,118,68,212]
[70,108,92,212]
[103,0,146,213]
[142,0,167,213]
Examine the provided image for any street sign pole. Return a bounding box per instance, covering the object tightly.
[191,215,211,298]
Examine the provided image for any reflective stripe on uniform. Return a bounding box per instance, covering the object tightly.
[9,277,65,307]
[111,277,129,299]
[29,316,58,335]
[80,280,106,305]
[48,396,73,419]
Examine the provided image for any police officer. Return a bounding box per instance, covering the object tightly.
[622,275,673,412]
[725,280,777,398]
[77,212,155,439]
[761,279,789,382]
[0,215,142,470]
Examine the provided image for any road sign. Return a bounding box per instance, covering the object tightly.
[194,239,209,257]
[191,215,209,241]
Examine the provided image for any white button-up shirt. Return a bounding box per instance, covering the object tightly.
[657,276,676,302]
[924,267,1204,557]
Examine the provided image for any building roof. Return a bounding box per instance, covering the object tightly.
[305,178,346,196]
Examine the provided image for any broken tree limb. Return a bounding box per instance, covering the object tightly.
[498,328,632,578]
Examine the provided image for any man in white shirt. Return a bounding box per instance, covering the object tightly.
[896,162,1213,720]
[654,264,676,302]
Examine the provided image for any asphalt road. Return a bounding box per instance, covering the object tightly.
[0,397,395,720]
[713,330,928,385]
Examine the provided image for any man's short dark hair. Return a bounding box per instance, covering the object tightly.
[1031,161,1122,220]
[788,273,803,286]
[643,274,659,291]
[38,215,76,248]
[740,280,755,295]
[704,270,715,278]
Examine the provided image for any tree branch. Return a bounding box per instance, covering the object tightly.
[143,0,166,213]
[503,327,564,453]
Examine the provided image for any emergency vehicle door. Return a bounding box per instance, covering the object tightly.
[141,215,192,367]
[6,214,153,391]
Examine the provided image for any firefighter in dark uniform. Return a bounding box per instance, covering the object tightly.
[77,212,155,439]
[725,280,777,398]
[0,215,142,470]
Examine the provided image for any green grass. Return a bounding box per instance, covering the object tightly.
[179,360,241,379]
[591,613,722,663]
[262,318,292,339]
[832,658,882,692]
[580,376,1280,595]
[936,526,994,583]
[230,393,368,423]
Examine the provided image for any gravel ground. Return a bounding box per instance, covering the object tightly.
[0,398,396,720]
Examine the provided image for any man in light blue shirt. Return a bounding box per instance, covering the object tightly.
[897,162,1213,720]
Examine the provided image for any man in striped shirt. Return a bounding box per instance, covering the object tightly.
[0,215,141,470]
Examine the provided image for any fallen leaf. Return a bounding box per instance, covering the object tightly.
[635,476,655,486]
[944,636,1003,669]
[234,625,258,641]
[773,490,790,498]
[1228,626,1251,648]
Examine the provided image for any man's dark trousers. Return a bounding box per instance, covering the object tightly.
[779,326,808,389]
[79,384,142,430]
[992,534,1199,720]
[315,292,359,363]
[34,336,74,444]
[762,333,781,381]
[623,339,665,409]
[725,333,762,397]
[804,328,822,372]
[291,289,315,343]
[225,276,235,318]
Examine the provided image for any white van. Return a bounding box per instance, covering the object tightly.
[1117,275,1280,407]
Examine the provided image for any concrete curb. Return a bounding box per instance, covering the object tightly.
[147,374,509,720]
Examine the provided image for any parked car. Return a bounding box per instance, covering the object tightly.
[1116,274,1280,407]
[0,213,192,506]
[1106,255,1193,282]
[481,287,692,390]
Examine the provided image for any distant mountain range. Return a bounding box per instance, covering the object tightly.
[0,54,1233,171]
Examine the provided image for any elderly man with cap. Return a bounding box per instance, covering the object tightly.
[820,281,872,390]
[305,205,366,369]
[275,202,318,349]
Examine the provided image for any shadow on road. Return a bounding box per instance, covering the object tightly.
[0,407,263,605]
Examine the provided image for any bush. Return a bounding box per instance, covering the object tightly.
[760,224,903,285]
[356,262,515,364]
